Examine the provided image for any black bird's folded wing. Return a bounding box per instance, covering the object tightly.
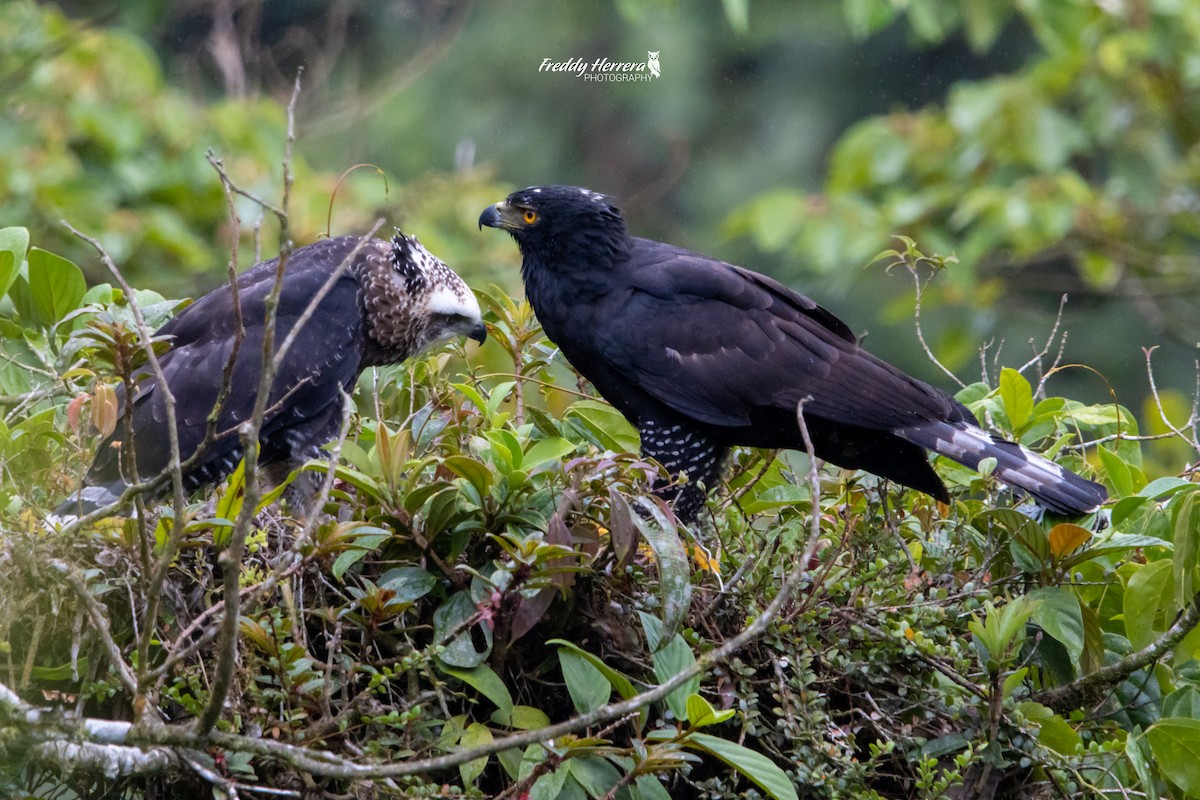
[592,239,965,432]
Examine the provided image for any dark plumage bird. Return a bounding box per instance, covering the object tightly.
[57,233,486,518]
[480,185,1106,521]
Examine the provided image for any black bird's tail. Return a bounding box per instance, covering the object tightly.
[899,420,1107,515]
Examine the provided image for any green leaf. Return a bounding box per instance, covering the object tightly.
[686,693,736,728]
[1146,718,1200,794]
[1124,560,1174,650]
[330,529,390,580]
[1030,586,1084,668]
[438,663,514,717]
[1061,533,1171,569]
[635,775,674,800]
[1125,728,1160,800]
[634,497,692,645]
[547,638,646,730]
[27,247,86,327]
[565,400,641,453]
[1140,477,1195,500]
[458,722,492,785]
[1017,701,1082,755]
[568,756,623,799]
[0,252,13,304]
[451,381,491,417]
[1164,687,1200,720]
[378,566,437,604]
[1174,492,1200,611]
[498,747,524,779]
[999,368,1033,430]
[547,640,640,700]
[976,508,1050,570]
[1099,445,1134,499]
[639,611,699,722]
[680,731,798,800]
[528,764,570,800]
[1002,666,1029,700]
[307,462,382,499]
[444,455,494,496]
[1079,603,1105,675]
[215,458,247,524]
[962,0,1008,51]
[843,0,896,39]
[1063,403,1125,427]
[559,649,611,714]
[522,436,576,471]
[491,704,550,730]
[969,597,1038,667]
[433,591,491,668]
[721,0,749,33]
[0,227,28,297]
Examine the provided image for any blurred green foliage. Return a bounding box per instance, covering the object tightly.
[724,0,1200,403]
[0,1,514,296]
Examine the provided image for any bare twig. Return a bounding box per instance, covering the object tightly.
[50,560,138,696]
[1144,346,1200,458]
[901,255,965,389]
[61,225,190,629]
[1020,294,1068,378]
[196,70,303,736]
[141,149,250,694]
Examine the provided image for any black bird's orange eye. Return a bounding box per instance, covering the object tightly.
[522,210,538,224]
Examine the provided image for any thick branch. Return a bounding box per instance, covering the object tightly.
[1036,590,1200,712]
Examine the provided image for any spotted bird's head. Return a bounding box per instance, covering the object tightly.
[478,186,630,274]
[360,231,486,364]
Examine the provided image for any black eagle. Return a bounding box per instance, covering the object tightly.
[480,185,1106,521]
[57,233,486,517]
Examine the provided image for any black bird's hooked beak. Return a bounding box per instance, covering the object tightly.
[478,202,515,231]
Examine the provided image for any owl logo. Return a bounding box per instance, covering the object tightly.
[647,51,660,78]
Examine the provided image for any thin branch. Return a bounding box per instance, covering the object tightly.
[1144,346,1200,458]
[1020,294,1068,377]
[50,560,138,696]
[150,390,356,689]
[473,372,597,401]
[196,71,303,736]
[271,218,385,372]
[141,148,249,693]
[61,223,187,509]
[902,256,964,389]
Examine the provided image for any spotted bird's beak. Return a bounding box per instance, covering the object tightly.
[468,320,488,344]
[478,202,517,231]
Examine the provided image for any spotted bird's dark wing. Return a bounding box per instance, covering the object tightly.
[84,239,368,497]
